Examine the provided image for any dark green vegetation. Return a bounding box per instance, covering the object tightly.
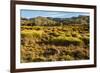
[21,15,90,63]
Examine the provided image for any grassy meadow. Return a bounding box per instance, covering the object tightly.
[21,24,89,63]
[20,10,90,63]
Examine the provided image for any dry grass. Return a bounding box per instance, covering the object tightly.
[21,25,90,63]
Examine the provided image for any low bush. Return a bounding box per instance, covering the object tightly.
[49,36,82,46]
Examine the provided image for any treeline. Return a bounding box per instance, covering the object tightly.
[21,15,89,26]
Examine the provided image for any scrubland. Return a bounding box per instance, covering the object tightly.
[21,25,89,63]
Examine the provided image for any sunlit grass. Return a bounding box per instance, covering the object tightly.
[21,25,90,63]
[21,30,44,38]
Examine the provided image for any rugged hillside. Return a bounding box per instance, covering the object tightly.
[21,15,89,26]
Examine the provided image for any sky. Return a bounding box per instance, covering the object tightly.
[21,9,89,19]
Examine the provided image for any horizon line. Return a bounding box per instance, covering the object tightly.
[21,15,89,19]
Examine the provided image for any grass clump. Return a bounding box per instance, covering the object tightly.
[49,36,82,46]
[32,26,43,30]
[71,32,81,38]
[32,57,46,62]
[21,30,33,38]
[21,30,43,38]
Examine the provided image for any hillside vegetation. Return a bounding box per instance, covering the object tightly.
[21,15,90,63]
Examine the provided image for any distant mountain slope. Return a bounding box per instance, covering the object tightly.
[21,15,89,26]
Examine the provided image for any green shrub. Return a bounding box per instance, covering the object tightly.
[49,36,82,46]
